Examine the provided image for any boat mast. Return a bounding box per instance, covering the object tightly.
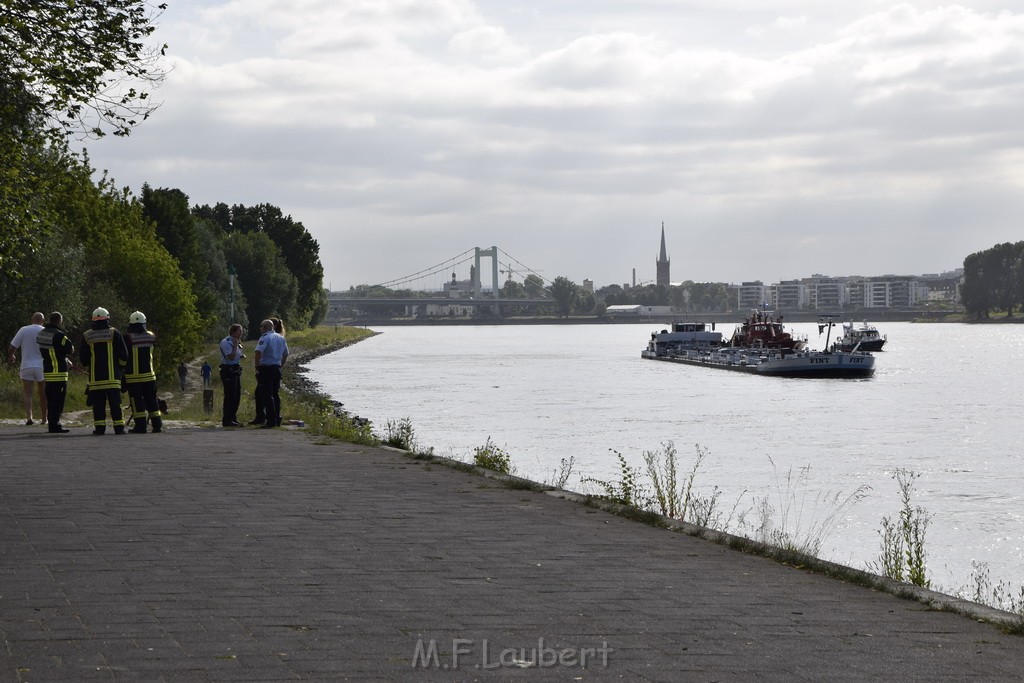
[818,315,835,350]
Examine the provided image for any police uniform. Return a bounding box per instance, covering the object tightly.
[219,330,244,427]
[124,311,162,433]
[80,307,129,435]
[37,317,74,433]
[254,321,288,428]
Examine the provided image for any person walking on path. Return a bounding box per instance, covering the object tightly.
[201,361,212,388]
[81,307,129,435]
[219,324,244,428]
[123,311,162,434]
[177,362,188,391]
[36,312,74,433]
[7,312,47,425]
[254,319,288,429]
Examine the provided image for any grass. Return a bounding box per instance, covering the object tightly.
[740,457,871,557]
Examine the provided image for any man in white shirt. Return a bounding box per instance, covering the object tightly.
[8,312,47,426]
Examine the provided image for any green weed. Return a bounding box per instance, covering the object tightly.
[871,468,930,588]
[584,449,646,507]
[644,442,724,527]
[473,436,512,474]
[545,456,576,489]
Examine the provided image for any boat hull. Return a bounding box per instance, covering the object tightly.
[641,349,875,378]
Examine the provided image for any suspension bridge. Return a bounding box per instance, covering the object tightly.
[326,246,555,318]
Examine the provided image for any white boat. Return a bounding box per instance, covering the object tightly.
[836,321,887,352]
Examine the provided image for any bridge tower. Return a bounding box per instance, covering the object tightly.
[473,246,500,302]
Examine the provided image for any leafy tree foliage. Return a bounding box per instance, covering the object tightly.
[0,226,87,334]
[2,0,166,278]
[53,161,202,376]
[962,242,1024,319]
[0,74,59,278]
[0,0,167,138]
[524,274,546,299]
[195,202,324,329]
[549,276,577,317]
[501,279,526,299]
[223,231,299,338]
[0,152,202,377]
[140,186,238,337]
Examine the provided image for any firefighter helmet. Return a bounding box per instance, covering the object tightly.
[91,307,110,320]
[129,311,147,324]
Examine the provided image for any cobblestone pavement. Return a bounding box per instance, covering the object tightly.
[2,423,1023,681]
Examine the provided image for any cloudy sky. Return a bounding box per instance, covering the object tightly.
[84,0,1024,291]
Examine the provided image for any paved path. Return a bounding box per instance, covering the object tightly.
[2,423,1023,681]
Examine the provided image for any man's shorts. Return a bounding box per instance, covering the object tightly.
[19,367,43,382]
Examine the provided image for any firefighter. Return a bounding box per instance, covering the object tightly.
[36,311,75,433]
[80,307,129,435]
[124,311,162,433]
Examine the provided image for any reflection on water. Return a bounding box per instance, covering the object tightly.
[306,322,1024,593]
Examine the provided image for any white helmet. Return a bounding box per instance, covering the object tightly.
[129,311,147,324]
[91,307,110,320]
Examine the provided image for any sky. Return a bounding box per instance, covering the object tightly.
[83,0,1024,291]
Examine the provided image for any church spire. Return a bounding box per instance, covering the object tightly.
[656,222,670,287]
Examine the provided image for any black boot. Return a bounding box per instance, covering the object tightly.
[114,425,126,435]
[151,416,162,433]
[130,418,147,434]
[92,426,106,435]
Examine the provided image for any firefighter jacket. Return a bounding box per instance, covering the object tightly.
[81,323,128,391]
[124,324,157,384]
[37,323,75,382]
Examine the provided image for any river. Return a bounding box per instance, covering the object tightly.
[305,322,1024,597]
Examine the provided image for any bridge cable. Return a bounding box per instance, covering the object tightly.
[370,248,477,289]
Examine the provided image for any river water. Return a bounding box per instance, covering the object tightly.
[305,322,1024,595]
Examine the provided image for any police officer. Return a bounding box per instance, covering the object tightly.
[124,311,162,433]
[254,319,288,428]
[219,323,244,427]
[36,311,74,433]
[80,307,129,435]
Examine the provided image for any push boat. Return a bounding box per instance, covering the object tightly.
[835,321,887,352]
[641,313,875,378]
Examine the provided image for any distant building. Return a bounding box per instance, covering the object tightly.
[656,224,670,287]
[737,281,771,310]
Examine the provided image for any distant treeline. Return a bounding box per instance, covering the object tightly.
[960,242,1024,319]
[339,277,734,318]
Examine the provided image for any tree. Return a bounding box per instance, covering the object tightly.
[194,202,324,329]
[0,0,167,138]
[524,274,546,299]
[501,279,525,299]
[223,231,299,338]
[549,276,578,317]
